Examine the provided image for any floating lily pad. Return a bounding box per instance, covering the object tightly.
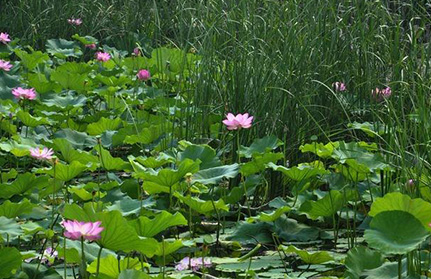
[46,39,83,59]
[364,210,429,255]
[216,255,283,272]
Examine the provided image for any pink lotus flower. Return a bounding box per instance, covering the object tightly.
[222,113,254,130]
[0,60,12,71]
[12,87,37,100]
[67,18,82,26]
[333,82,346,92]
[29,147,54,160]
[136,69,150,81]
[95,51,111,62]
[62,220,104,241]
[175,257,212,271]
[133,47,141,56]
[0,33,11,44]
[85,43,96,49]
[372,86,391,101]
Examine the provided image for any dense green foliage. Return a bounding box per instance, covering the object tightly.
[1,0,431,278]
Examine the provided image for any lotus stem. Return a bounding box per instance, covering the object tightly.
[96,246,103,278]
[80,237,88,279]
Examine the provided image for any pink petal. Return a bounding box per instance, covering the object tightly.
[222,120,233,126]
[226,113,235,121]
[226,125,238,130]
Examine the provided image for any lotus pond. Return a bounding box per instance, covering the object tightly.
[1,6,431,279]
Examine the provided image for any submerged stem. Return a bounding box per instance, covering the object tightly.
[398,255,402,279]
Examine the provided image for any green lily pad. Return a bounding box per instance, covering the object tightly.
[299,190,347,219]
[87,255,141,278]
[300,142,338,158]
[14,49,49,70]
[87,117,122,136]
[69,186,106,201]
[269,161,328,181]
[368,192,431,231]
[53,138,98,166]
[72,34,98,45]
[153,239,191,256]
[363,260,407,279]
[58,238,115,264]
[192,164,239,185]
[130,211,187,237]
[107,196,155,216]
[364,210,429,255]
[0,199,35,218]
[0,138,37,157]
[280,245,333,264]
[240,152,284,176]
[132,154,173,169]
[118,269,151,279]
[96,145,130,171]
[0,173,49,198]
[348,121,388,137]
[54,128,97,149]
[0,247,21,278]
[226,222,274,244]
[40,161,88,182]
[140,159,200,194]
[18,263,62,279]
[16,110,51,127]
[344,246,385,279]
[247,206,290,223]
[51,63,91,91]
[0,216,23,241]
[123,125,168,145]
[178,143,221,169]
[274,216,322,242]
[0,72,21,100]
[42,93,87,109]
[27,73,62,94]
[46,38,83,59]
[239,135,283,158]
[216,255,283,272]
[175,194,229,215]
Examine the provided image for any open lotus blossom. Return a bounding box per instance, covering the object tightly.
[85,43,96,49]
[372,86,391,101]
[133,47,141,56]
[333,82,346,92]
[137,69,151,81]
[25,247,58,265]
[67,18,82,26]
[29,147,54,160]
[95,51,111,62]
[0,60,12,71]
[12,87,37,100]
[175,257,212,271]
[0,32,11,44]
[62,220,104,241]
[222,113,254,130]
